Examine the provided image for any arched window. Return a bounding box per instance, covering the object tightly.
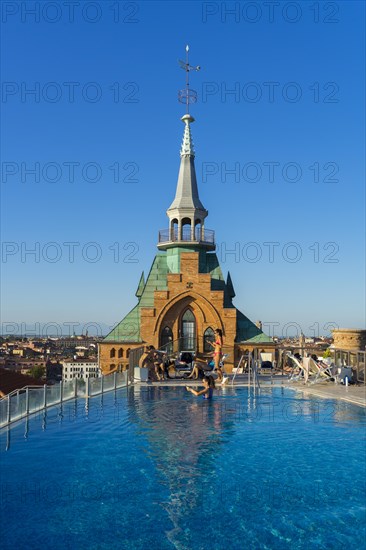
[181,217,192,241]
[181,309,196,351]
[160,326,173,352]
[126,348,130,358]
[110,348,116,358]
[118,348,123,358]
[203,327,215,352]
[170,219,178,241]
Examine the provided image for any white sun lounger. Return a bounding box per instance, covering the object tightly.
[307,357,335,384]
[287,354,307,382]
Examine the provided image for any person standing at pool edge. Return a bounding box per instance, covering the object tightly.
[186,376,215,399]
[209,328,225,383]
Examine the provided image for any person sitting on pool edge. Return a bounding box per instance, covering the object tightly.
[152,349,166,381]
[139,345,158,381]
[188,357,229,384]
[187,357,213,380]
[186,375,215,399]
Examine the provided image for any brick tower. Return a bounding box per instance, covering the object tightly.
[98,51,274,374]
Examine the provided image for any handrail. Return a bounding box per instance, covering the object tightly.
[0,384,45,401]
[158,336,197,356]
[232,352,260,391]
[252,359,261,391]
[158,228,215,245]
[0,371,131,429]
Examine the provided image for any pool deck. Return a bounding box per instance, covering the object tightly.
[285,381,366,407]
[138,375,366,408]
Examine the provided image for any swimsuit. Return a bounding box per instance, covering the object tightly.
[203,388,213,399]
[213,339,222,356]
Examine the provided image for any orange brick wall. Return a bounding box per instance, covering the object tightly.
[98,343,141,375]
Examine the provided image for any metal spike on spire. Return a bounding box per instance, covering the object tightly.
[178,45,200,114]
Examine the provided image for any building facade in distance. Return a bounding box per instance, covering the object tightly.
[99,111,275,374]
[62,359,100,381]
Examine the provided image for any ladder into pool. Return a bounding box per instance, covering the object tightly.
[232,351,261,393]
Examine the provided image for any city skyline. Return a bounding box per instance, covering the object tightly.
[2,1,365,336]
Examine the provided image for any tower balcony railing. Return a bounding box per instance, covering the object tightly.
[158,228,215,246]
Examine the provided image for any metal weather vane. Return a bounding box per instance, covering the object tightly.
[178,45,200,114]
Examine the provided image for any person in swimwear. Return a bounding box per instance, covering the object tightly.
[152,349,166,381]
[186,375,215,399]
[209,328,224,383]
[187,357,214,380]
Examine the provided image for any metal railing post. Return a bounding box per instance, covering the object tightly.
[60,380,63,404]
[43,384,47,408]
[114,371,117,390]
[85,377,89,398]
[7,394,11,424]
[26,387,29,414]
[74,378,78,398]
[101,375,104,394]
[248,353,251,391]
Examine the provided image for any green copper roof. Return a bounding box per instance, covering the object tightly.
[235,310,272,343]
[104,304,142,343]
[103,255,168,343]
[135,272,145,298]
[240,333,273,344]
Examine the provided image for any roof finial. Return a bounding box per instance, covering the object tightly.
[178,45,200,114]
[180,114,195,157]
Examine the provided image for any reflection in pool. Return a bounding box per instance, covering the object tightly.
[1,386,365,549]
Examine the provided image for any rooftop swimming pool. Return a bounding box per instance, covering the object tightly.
[1,385,365,549]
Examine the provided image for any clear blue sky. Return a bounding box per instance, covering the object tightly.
[1,0,365,337]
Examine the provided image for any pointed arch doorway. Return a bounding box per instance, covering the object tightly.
[181,309,196,351]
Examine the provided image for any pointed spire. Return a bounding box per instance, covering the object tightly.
[226,272,236,299]
[180,114,195,157]
[167,115,206,212]
[135,272,145,298]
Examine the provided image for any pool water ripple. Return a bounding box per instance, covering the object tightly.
[1,386,365,550]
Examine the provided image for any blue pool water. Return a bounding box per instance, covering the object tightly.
[1,386,365,550]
